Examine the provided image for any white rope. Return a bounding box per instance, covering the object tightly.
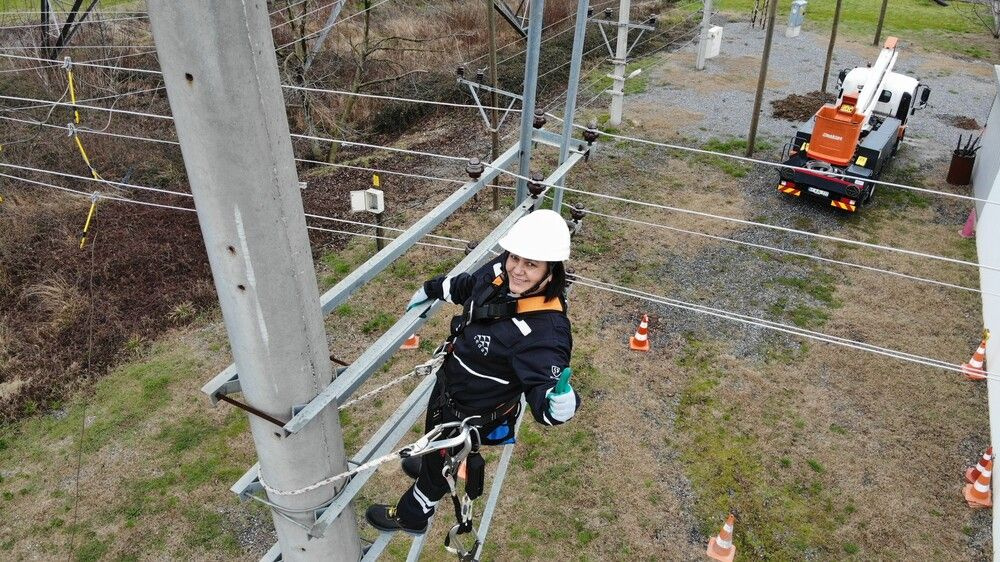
[0,115,178,146]
[0,52,162,74]
[282,84,521,113]
[572,274,997,380]
[546,114,999,208]
[578,206,998,297]
[271,0,342,30]
[0,14,148,30]
[274,0,397,50]
[306,225,466,252]
[493,166,997,272]
[0,162,192,198]
[304,212,470,244]
[290,133,469,161]
[0,94,171,120]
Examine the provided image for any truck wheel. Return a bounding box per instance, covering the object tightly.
[863,184,877,205]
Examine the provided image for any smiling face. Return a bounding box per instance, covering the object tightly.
[505,253,550,295]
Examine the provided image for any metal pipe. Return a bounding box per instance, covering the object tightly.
[514,0,546,204]
[553,0,591,211]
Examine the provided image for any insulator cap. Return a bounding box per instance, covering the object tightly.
[648,16,657,27]
[466,158,484,180]
[465,240,479,255]
[527,171,545,198]
[476,69,485,83]
[587,7,593,17]
[533,109,546,129]
[565,267,576,285]
[582,120,599,144]
[604,8,613,17]
[456,66,465,77]
[570,202,586,221]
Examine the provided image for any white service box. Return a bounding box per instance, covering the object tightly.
[350,188,384,213]
[705,26,723,60]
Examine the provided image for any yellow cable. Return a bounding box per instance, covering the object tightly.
[72,134,101,180]
[79,196,98,249]
[66,68,81,124]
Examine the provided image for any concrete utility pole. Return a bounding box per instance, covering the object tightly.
[487,0,501,210]
[696,0,713,71]
[515,0,545,204]
[146,3,361,561]
[746,0,779,157]
[609,0,632,127]
[873,0,889,46]
[821,0,844,92]
[553,0,591,212]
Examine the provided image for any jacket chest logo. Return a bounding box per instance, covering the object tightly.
[474,335,491,356]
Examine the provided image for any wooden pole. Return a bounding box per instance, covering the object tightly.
[745,0,779,157]
[821,0,844,93]
[873,0,889,46]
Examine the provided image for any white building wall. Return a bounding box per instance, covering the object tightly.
[972,66,1000,560]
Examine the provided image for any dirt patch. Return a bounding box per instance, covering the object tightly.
[940,114,982,130]
[771,90,835,122]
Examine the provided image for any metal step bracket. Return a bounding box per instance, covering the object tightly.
[591,15,655,59]
[201,364,240,406]
[458,76,522,133]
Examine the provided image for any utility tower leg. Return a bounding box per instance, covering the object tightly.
[515,0,546,205]
[608,0,632,127]
[553,0,591,212]
[696,0,713,70]
[146,3,361,561]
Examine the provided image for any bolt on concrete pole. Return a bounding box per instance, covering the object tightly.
[608,0,632,127]
[146,3,361,560]
[552,0,591,212]
[515,0,546,205]
[873,0,889,46]
[487,0,501,210]
[745,0,779,157]
[696,0,713,70]
[821,0,844,93]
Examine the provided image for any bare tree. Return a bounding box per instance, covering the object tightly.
[41,0,100,59]
[970,0,1000,39]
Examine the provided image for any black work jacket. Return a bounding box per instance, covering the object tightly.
[423,257,579,427]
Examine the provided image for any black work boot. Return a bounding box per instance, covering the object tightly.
[365,504,428,535]
[401,455,422,479]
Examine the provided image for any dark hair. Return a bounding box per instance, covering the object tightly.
[543,261,567,302]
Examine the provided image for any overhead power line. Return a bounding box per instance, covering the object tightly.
[572,274,996,380]
[274,0,397,50]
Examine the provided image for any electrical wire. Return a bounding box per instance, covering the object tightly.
[571,274,996,380]
[0,14,148,30]
[0,94,171,120]
[289,133,469,161]
[0,162,192,199]
[0,52,162,74]
[271,0,342,30]
[575,205,999,297]
[283,84,519,113]
[0,115,177,145]
[495,166,998,272]
[274,0,397,50]
[0,171,467,251]
[546,113,1000,208]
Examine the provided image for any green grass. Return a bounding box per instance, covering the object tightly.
[718,0,990,58]
[694,138,775,177]
[675,335,844,558]
[0,333,247,559]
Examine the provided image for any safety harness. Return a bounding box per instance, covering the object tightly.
[425,271,567,560]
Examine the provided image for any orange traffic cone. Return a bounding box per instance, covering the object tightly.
[967,447,993,484]
[964,459,992,509]
[706,513,736,562]
[629,314,650,352]
[962,330,990,381]
[400,334,420,350]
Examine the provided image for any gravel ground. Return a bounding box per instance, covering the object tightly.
[596,19,998,361]
[632,20,996,165]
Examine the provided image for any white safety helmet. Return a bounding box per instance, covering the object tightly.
[498,209,571,262]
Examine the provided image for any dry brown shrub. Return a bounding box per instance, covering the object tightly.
[23,276,87,333]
